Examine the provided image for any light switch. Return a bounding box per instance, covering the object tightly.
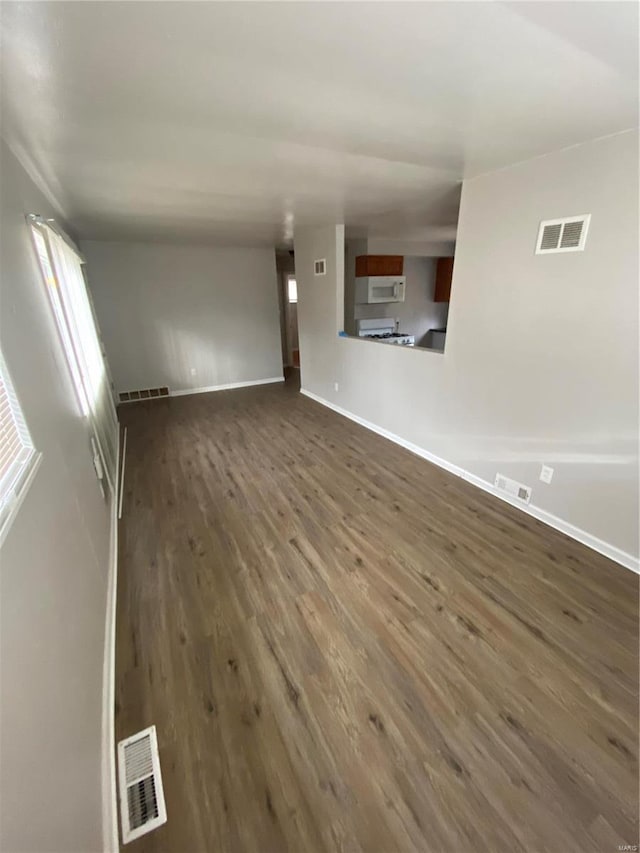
[540,465,554,484]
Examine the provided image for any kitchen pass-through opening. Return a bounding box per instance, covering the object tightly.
[345,253,451,353]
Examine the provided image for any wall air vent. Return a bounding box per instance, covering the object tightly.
[119,387,169,403]
[494,473,532,505]
[314,258,327,276]
[535,215,590,254]
[118,725,167,844]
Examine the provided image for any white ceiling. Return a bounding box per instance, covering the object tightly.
[1,1,637,247]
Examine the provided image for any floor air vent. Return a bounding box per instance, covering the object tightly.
[119,387,169,403]
[118,725,167,844]
[494,473,532,504]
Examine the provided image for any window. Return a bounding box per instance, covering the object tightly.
[30,224,102,417]
[30,219,118,495]
[287,276,298,303]
[0,348,40,543]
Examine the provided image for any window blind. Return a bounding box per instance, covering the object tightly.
[0,349,37,525]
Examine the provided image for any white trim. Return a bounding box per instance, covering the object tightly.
[170,377,284,398]
[300,388,639,574]
[118,427,127,521]
[102,428,120,853]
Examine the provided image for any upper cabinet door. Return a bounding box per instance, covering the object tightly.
[434,257,454,302]
[355,255,404,277]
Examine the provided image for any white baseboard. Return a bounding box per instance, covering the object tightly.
[171,376,285,398]
[300,388,639,574]
[118,427,127,521]
[102,429,120,853]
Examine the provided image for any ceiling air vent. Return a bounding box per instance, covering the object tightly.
[314,258,327,276]
[118,725,167,844]
[535,215,590,254]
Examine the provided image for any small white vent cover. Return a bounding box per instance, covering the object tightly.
[118,725,167,844]
[314,258,327,276]
[495,473,532,504]
[535,215,590,254]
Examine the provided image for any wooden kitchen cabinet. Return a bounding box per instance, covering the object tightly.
[355,255,404,277]
[434,257,454,302]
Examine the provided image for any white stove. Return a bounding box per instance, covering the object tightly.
[356,318,415,347]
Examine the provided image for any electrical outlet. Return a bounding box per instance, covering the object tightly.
[540,465,554,484]
[334,381,339,392]
[190,367,196,376]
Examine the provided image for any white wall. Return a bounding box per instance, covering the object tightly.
[82,241,283,395]
[295,130,639,565]
[366,238,455,256]
[0,141,113,850]
[296,224,345,404]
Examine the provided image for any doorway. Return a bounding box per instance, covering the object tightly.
[279,269,299,369]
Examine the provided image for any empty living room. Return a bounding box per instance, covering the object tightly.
[0,2,638,852]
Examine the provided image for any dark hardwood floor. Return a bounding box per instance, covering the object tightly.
[115,374,639,853]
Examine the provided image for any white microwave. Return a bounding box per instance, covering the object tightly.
[355,276,406,304]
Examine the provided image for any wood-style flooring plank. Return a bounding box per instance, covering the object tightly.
[115,374,639,852]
